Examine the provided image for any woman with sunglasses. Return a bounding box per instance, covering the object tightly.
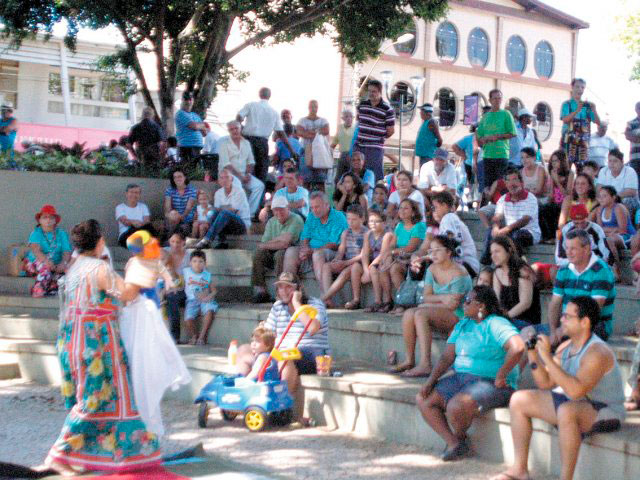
[393,235,471,377]
[416,285,524,461]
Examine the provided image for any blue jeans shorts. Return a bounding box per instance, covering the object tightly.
[435,372,514,412]
[185,298,219,321]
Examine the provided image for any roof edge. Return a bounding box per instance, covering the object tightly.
[513,0,589,29]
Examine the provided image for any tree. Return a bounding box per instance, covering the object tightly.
[619,9,640,82]
[0,1,448,132]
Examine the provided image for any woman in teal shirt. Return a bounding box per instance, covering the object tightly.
[387,199,426,314]
[394,235,471,376]
[23,205,72,297]
[416,285,525,461]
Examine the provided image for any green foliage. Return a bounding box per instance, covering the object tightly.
[618,9,640,82]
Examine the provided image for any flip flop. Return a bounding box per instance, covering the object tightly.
[344,300,361,310]
[401,369,432,378]
[388,364,413,374]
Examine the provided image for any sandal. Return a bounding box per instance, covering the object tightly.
[344,300,361,310]
[364,303,382,313]
[377,301,393,313]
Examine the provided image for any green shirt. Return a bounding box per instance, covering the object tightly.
[394,221,426,248]
[477,109,517,159]
[552,254,616,337]
[262,213,304,245]
[333,124,356,153]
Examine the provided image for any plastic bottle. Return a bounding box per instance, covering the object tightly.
[228,340,238,371]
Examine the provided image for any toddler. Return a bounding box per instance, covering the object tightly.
[192,190,213,239]
[246,324,278,381]
[183,250,218,345]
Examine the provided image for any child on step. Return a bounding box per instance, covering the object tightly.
[183,249,218,345]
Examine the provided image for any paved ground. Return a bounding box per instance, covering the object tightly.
[0,379,558,479]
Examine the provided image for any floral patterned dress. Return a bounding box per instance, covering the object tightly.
[46,256,161,472]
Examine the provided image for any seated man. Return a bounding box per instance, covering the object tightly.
[251,196,304,303]
[339,151,375,204]
[495,296,625,480]
[115,183,155,247]
[480,167,540,264]
[547,230,616,343]
[282,191,348,287]
[194,167,251,249]
[417,148,457,198]
[273,168,310,219]
[217,120,265,216]
[597,149,639,216]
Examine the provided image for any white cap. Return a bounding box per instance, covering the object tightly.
[271,196,289,209]
[1,101,14,111]
[518,108,534,118]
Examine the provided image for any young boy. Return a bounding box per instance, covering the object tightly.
[320,204,368,308]
[246,324,278,381]
[183,250,218,345]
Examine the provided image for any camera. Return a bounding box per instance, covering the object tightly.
[525,336,538,350]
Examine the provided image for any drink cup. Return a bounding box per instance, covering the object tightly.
[315,355,332,376]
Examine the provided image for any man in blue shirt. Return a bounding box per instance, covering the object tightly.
[415,103,442,167]
[282,191,348,287]
[175,91,206,165]
[452,126,480,191]
[0,102,18,165]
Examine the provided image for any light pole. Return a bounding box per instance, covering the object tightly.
[380,70,425,170]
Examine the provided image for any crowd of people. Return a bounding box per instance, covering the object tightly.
[16,80,640,479]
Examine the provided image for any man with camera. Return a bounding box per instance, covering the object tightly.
[494,296,625,480]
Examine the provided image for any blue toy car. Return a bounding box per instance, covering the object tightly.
[194,374,294,432]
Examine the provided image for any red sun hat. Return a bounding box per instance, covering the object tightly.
[35,205,61,224]
[569,204,589,221]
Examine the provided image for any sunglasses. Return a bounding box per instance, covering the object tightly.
[463,296,479,305]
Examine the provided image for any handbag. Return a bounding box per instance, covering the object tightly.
[310,134,333,169]
[394,270,425,307]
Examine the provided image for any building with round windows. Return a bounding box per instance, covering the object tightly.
[337,0,588,167]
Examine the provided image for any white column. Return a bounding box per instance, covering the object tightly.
[59,42,72,126]
[127,71,137,126]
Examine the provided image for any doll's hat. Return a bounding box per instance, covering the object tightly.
[35,205,61,224]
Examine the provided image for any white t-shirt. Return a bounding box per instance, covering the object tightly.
[214,183,251,228]
[495,191,541,243]
[202,131,219,154]
[115,202,151,236]
[418,161,457,190]
[237,100,283,138]
[217,136,255,175]
[597,165,639,195]
[388,189,426,221]
[588,135,618,167]
[438,212,479,274]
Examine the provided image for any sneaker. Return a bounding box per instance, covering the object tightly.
[213,242,229,250]
[185,237,200,248]
[194,239,211,249]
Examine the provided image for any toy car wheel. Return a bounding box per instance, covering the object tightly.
[221,410,238,422]
[244,406,267,432]
[271,408,293,427]
[197,402,210,428]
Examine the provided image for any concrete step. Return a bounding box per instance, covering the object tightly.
[0,353,20,380]
[4,339,639,479]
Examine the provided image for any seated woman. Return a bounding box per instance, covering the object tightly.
[321,204,368,309]
[386,170,426,223]
[164,168,197,233]
[22,205,72,297]
[385,199,426,314]
[394,235,472,377]
[592,185,636,281]
[490,235,541,331]
[415,285,524,461]
[558,172,597,232]
[520,147,549,203]
[333,172,368,217]
[539,150,574,241]
[371,184,389,214]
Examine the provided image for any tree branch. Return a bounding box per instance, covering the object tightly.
[225,0,353,60]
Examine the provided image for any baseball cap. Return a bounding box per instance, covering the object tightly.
[271,196,289,209]
[1,102,14,111]
[518,108,534,118]
[419,103,434,113]
[569,204,589,221]
[274,272,300,287]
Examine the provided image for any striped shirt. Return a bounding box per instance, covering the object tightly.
[553,254,616,337]
[164,185,198,222]
[628,117,640,163]
[495,190,541,243]
[356,99,395,149]
[264,297,329,350]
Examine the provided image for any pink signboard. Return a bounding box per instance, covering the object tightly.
[15,123,128,151]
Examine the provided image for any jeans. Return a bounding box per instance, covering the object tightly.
[166,290,186,341]
[204,209,247,242]
[481,227,534,264]
[240,174,265,216]
[355,145,385,182]
[483,157,508,191]
[246,136,269,182]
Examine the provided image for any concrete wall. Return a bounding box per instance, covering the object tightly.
[0,170,209,271]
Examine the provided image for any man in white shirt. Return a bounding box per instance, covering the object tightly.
[588,122,618,168]
[196,167,251,250]
[596,149,640,213]
[481,167,540,264]
[202,123,219,155]
[115,184,153,247]
[237,87,293,182]
[418,148,457,196]
[217,120,265,216]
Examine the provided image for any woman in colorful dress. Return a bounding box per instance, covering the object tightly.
[23,205,72,297]
[45,220,161,476]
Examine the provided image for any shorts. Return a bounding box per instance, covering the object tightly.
[294,346,330,375]
[551,391,620,438]
[435,372,514,412]
[299,248,337,274]
[185,298,219,320]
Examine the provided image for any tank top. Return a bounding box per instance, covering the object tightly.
[344,227,367,260]
[415,118,438,158]
[368,229,389,262]
[600,206,637,235]
[256,352,279,381]
[560,335,625,421]
[0,116,17,151]
[498,282,541,326]
[522,166,542,194]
